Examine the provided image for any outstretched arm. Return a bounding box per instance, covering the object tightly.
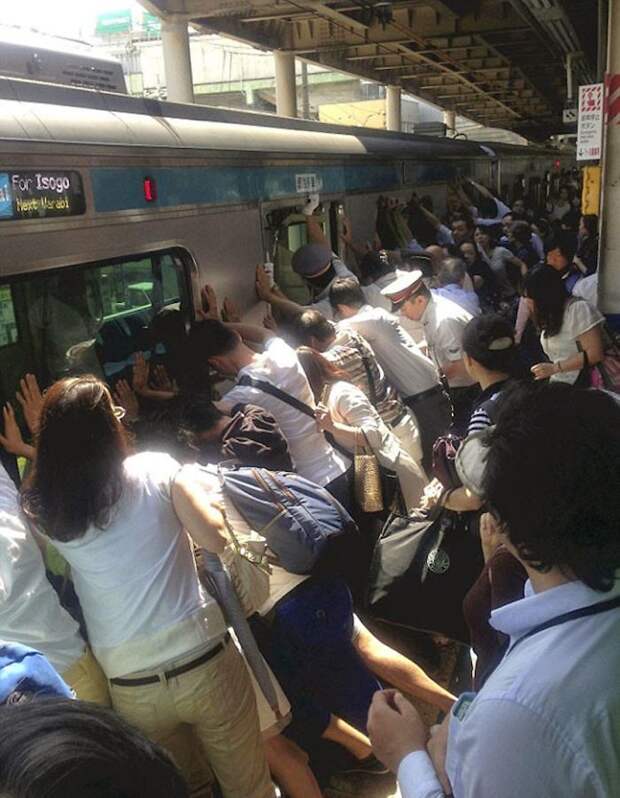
[256,265,306,317]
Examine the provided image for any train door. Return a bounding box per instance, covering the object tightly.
[262,198,342,304]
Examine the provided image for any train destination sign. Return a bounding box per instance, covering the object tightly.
[0,171,86,221]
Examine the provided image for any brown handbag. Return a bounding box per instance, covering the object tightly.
[354,430,384,513]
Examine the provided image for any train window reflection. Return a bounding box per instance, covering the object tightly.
[0,285,18,347]
[9,248,190,388]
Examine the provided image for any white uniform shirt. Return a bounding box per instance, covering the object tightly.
[422,294,475,387]
[0,466,85,674]
[221,337,349,485]
[542,299,604,385]
[397,576,620,798]
[49,453,227,678]
[339,305,440,398]
[327,381,426,511]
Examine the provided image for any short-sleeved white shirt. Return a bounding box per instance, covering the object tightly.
[49,452,227,678]
[339,305,440,398]
[0,466,85,674]
[220,338,350,485]
[542,299,604,385]
[422,294,476,387]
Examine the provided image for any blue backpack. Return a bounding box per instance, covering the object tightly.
[220,467,355,575]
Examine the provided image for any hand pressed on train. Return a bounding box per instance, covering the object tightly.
[256,264,274,301]
[201,284,220,320]
[222,297,242,323]
[262,312,277,332]
[15,373,44,435]
[0,403,35,460]
[368,690,428,773]
[114,379,139,422]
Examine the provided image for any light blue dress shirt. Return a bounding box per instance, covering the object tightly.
[397,575,620,798]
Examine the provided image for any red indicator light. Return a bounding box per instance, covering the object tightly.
[553,159,561,169]
[143,176,157,202]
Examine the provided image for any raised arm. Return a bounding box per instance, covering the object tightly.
[303,193,327,244]
[255,265,306,317]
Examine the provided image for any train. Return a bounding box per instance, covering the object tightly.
[0,75,573,404]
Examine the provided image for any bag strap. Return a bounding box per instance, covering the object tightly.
[507,594,620,657]
[237,375,352,460]
[237,375,316,418]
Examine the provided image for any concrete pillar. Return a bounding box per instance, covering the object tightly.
[443,109,456,136]
[161,16,194,104]
[274,51,297,118]
[598,1,620,314]
[386,85,402,131]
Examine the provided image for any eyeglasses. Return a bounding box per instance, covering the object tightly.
[112,405,126,420]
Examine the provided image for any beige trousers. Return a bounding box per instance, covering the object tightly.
[62,648,111,706]
[109,639,274,798]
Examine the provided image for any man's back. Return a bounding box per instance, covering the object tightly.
[444,578,620,798]
[220,337,349,485]
[339,305,439,399]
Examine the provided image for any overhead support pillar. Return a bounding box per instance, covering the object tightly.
[162,16,194,104]
[599,0,620,315]
[274,51,298,118]
[386,85,402,132]
[443,109,456,137]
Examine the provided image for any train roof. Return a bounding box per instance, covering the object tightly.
[0,76,496,160]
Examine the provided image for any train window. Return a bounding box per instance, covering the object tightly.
[1,249,190,398]
[0,285,18,347]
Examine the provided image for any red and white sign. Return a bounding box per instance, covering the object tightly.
[577,83,604,161]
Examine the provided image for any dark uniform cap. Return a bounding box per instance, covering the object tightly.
[291,243,333,278]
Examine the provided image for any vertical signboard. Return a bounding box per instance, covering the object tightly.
[577,83,604,161]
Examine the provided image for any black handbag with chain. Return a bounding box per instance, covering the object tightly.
[366,507,484,644]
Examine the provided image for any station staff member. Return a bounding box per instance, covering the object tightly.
[256,194,358,320]
[328,276,451,475]
[382,269,477,433]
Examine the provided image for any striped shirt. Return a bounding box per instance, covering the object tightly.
[323,326,404,427]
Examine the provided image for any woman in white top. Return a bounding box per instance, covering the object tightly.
[296,347,427,512]
[524,265,604,384]
[20,376,274,798]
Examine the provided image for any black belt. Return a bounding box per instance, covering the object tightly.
[405,384,444,407]
[109,633,230,687]
[388,407,409,428]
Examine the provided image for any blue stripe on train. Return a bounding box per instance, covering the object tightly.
[90,162,461,214]
[90,163,405,213]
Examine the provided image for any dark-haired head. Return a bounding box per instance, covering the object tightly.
[510,220,533,246]
[523,265,568,337]
[579,214,598,239]
[545,229,577,272]
[21,377,128,542]
[328,277,365,317]
[296,347,350,402]
[462,314,521,379]
[187,319,242,376]
[358,250,391,284]
[0,698,189,798]
[482,382,620,591]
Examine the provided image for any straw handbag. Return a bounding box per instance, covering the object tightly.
[354,430,384,513]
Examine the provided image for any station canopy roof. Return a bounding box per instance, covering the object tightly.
[140,0,598,140]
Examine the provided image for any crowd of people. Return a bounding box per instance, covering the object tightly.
[0,174,618,798]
